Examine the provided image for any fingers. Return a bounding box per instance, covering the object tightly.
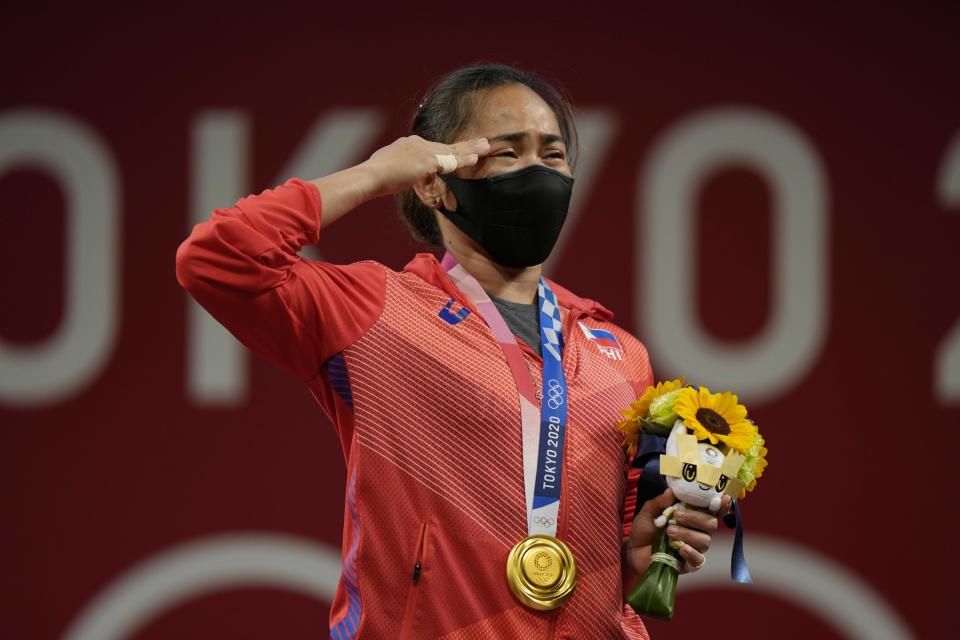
[667,524,711,555]
[666,505,716,554]
[458,153,479,168]
[631,488,675,533]
[671,505,719,535]
[432,138,488,174]
[665,503,721,574]
[434,153,459,174]
[639,488,675,519]
[676,542,706,574]
[627,489,675,560]
[450,137,490,161]
[443,138,489,171]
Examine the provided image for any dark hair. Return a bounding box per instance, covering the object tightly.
[396,63,579,246]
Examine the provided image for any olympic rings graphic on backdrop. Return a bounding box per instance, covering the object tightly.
[546,379,565,409]
[533,516,555,527]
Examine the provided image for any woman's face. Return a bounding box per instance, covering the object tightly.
[455,83,571,179]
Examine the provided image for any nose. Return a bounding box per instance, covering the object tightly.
[517,153,548,169]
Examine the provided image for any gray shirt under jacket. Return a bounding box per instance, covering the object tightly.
[490,294,541,357]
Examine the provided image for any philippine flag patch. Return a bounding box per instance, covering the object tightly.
[578,322,624,360]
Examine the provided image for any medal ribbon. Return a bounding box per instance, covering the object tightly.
[442,253,568,538]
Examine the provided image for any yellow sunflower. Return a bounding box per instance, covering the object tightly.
[674,386,757,453]
[616,377,684,456]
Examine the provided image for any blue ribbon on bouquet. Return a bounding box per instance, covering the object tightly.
[724,500,752,584]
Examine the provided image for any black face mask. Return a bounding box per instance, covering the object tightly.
[439,164,574,268]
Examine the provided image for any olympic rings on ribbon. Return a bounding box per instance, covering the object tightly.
[546,378,565,410]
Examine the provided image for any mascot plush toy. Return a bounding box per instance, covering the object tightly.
[655,421,746,524]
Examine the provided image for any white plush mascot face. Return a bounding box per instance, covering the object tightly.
[664,421,729,512]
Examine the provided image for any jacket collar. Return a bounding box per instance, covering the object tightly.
[402,252,614,321]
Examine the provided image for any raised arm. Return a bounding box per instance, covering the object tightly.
[175,136,490,380]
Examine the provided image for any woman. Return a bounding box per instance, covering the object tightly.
[176,63,724,639]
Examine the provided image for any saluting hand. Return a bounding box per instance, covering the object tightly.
[364,135,492,197]
[310,136,491,229]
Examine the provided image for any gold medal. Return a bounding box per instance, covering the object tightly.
[506,534,578,610]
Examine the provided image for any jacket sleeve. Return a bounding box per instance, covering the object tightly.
[175,178,386,381]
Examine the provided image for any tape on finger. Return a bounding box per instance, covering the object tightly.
[435,154,458,174]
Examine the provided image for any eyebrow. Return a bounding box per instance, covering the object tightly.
[489,131,564,145]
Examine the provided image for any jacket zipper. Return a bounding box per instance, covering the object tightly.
[399,522,429,640]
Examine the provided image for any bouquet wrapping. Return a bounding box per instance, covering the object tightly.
[625,526,678,620]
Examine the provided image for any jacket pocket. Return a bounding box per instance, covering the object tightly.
[399,522,429,640]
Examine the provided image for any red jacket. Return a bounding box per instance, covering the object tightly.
[176,179,653,639]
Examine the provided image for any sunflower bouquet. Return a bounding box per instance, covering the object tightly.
[618,378,767,620]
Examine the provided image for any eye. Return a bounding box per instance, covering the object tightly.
[682,463,697,482]
[716,475,729,492]
[544,150,565,160]
[494,150,518,158]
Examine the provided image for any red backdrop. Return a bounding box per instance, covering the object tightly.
[3,3,959,639]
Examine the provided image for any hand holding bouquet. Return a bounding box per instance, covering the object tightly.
[618,379,768,620]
